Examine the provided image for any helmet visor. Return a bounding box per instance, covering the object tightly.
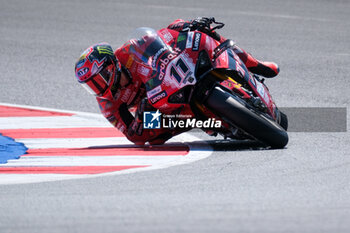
[82,64,115,97]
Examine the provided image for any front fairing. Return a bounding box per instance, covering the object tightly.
[126,27,277,118]
[126,29,186,85]
[127,28,198,111]
[201,38,276,117]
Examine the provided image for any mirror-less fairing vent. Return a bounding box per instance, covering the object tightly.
[168,85,193,104]
[212,39,235,61]
[195,50,212,78]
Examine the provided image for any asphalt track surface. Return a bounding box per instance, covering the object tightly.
[0,0,349,232]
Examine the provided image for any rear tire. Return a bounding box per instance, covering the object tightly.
[205,86,288,149]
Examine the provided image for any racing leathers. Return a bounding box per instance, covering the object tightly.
[96,42,182,146]
[96,18,280,145]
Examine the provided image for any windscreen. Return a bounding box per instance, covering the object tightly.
[127,27,170,66]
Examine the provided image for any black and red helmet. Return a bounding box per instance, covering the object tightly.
[75,43,121,97]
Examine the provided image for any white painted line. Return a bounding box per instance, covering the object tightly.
[0,115,110,129]
[0,103,213,185]
[3,155,186,166]
[0,102,102,117]
[17,137,131,149]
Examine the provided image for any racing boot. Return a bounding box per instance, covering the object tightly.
[233,46,280,78]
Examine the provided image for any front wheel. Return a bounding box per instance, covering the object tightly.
[205,86,288,149]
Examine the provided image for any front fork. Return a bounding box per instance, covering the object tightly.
[210,71,267,112]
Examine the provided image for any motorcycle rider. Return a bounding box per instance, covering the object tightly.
[74,17,280,145]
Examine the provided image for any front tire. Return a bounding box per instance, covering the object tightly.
[205,86,288,149]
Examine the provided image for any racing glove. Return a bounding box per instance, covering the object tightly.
[189,17,225,41]
[127,98,170,145]
[190,17,215,31]
[128,98,149,137]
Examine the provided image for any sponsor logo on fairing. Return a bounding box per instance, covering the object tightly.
[149,91,167,104]
[192,32,201,51]
[157,47,182,81]
[186,32,194,48]
[152,47,167,67]
[147,85,162,98]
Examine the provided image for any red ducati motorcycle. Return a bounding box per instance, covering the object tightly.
[128,21,288,148]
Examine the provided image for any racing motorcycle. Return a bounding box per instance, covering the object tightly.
[128,19,288,148]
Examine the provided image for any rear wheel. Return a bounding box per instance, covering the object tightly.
[205,86,288,148]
